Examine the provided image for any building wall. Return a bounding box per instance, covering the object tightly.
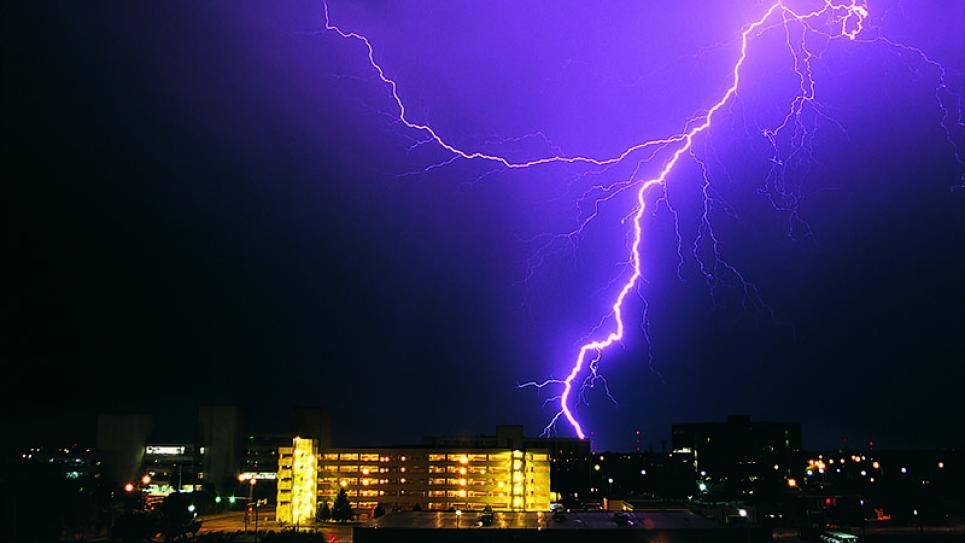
[423,426,590,498]
[141,444,201,493]
[96,414,154,485]
[198,405,242,493]
[277,440,552,524]
[277,437,316,526]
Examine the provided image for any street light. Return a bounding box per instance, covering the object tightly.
[238,475,257,532]
[455,509,462,528]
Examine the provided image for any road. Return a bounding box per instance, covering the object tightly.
[197,511,354,542]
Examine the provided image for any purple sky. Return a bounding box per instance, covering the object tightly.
[5,1,965,452]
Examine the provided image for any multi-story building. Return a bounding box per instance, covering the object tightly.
[424,424,590,500]
[96,414,154,485]
[199,405,243,494]
[140,444,203,494]
[276,437,552,525]
[242,433,292,476]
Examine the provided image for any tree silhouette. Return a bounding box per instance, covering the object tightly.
[156,492,201,540]
[316,501,331,522]
[330,489,353,522]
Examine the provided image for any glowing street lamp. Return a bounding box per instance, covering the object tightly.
[456,509,462,528]
[239,476,257,532]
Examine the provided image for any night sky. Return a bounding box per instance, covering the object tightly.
[4,1,964,453]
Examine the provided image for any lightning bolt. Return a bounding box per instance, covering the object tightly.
[320,1,963,441]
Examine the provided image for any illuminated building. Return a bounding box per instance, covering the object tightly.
[277,437,317,525]
[141,444,203,494]
[276,438,551,524]
[424,425,589,499]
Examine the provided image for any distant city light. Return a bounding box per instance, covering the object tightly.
[145,446,186,455]
[787,478,797,488]
[901,467,908,474]
[938,462,944,469]
[738,509,748,517]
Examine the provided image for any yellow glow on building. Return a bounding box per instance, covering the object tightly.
[276,437,317,526]
[310,447,550,513]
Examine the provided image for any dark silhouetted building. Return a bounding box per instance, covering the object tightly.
[672,415,802,499]
[96,414,154,485]
[199,405,243,493]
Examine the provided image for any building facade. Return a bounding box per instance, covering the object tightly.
[199,405,243,494]
[140,444,203,494]
[424,424,590,500]
[96,414,154,485]
[277,438,552,525]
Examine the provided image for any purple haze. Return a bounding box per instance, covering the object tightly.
[314,0,963,447]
